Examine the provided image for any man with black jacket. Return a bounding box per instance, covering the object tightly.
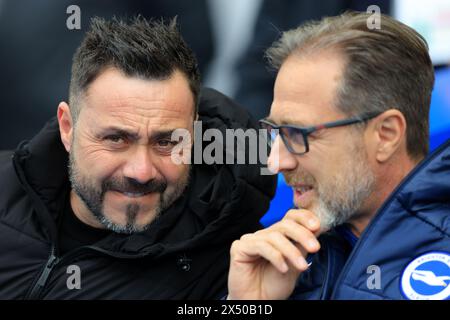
[0,17,276,299]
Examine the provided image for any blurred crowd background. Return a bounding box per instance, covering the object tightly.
[0,0,449,224]
[0,0,391,149]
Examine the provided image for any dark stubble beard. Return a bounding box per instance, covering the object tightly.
[68,148,190,234]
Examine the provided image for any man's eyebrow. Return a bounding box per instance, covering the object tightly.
[265,117,308,127]
[98,127,179,141]
[150,130,177,141]
[264,117,282,125]
[98,127,140,140]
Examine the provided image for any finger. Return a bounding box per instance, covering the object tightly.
[266,231,309,271]
[231,238,289,273]
[284,209,321,233]
[271,219,321,253]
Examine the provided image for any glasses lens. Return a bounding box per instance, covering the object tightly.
[281,127,306,154]
[260,121,307,154]
[260,122,277,147]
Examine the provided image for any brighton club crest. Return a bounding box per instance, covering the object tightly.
[401,252,450,300]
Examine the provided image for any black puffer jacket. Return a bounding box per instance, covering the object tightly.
[0,88,276,299]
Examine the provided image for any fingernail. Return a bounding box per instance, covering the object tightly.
[298,258,307,269]
[308,239,318,250]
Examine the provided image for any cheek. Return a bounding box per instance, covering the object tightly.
[300,152,342,187]
[76,145,123,180]
[158,159,189,185]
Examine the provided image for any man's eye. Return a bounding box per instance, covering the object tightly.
[157,139,177,148]
[286,129,304,144]
[105,135,125,144]
[308,129,324,140]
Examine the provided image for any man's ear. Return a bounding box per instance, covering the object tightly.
[57,102,74,153]
[370,109,407,163]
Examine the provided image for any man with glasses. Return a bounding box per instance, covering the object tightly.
[227,12,450,300]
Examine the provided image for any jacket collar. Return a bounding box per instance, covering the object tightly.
[330,139,450,299]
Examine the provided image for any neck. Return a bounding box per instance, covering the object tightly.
[348,155,421,237]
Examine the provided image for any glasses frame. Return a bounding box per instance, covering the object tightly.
[259,111,381,155]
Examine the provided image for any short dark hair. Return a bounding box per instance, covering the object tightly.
[69,16,200,121]
[266,12,434,159]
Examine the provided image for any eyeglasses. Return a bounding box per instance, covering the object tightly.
[259,112,381,155]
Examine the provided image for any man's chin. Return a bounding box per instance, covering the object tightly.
[99,219,152,234]
[98,208,160,234]
[293,198,334,234]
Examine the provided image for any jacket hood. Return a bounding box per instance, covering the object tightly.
[12,88,277,258]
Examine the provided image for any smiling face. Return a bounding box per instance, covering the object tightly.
[267,51,376,232]
[59,67,194,234]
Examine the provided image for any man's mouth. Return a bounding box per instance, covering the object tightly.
[295,185,313,195]
[292,184,315,208]
[113,191,153,198]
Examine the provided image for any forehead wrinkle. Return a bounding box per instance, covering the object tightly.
[92,95,188,112]
[108,112,187,129]
[86,83,191,113]
[89,107,191,142]
[97,94,192,117]
[269,101,325,126]
[82,70,195,124]
[105,107,188,131]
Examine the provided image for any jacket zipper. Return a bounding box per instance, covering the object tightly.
[24,244,155,299]
[319,243,334,299]
[27,246,59,299]
[13,149,61,300]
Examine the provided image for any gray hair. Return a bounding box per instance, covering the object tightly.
[266,11,434,159]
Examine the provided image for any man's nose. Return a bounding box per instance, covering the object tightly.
[123,146,157,184]
[267,135,297,174]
